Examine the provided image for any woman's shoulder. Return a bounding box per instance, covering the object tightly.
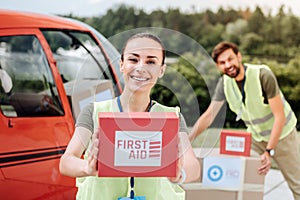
[151,101,180,113]
[93,98,117,112]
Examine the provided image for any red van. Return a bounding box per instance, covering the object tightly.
[0,10,122,199]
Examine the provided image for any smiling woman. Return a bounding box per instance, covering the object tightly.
[120,33,166,99]
[59,32,201,199]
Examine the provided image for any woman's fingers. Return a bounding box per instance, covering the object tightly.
[168,132,186,183]
[86,130,99,176]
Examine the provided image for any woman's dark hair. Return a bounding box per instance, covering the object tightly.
[121,33,166,65]
[211,41,239,63]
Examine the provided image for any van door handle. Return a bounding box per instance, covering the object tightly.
[8,119,15,128]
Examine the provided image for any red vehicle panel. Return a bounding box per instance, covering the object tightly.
[0,9,122,199]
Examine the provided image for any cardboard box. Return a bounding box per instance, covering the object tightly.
[181,148,265,200]
[98,112,179,177]
[220,130,252,156]
[203,156,246,189]
[194,148,264,185]
[64,79,115,119]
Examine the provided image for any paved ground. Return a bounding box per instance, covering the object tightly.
[264,169,294,200]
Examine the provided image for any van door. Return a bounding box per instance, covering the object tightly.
[41,29,118,119]
[0,29,76,199]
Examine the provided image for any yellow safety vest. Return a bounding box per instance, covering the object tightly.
[224,64,297,142]
[76,98,184,200]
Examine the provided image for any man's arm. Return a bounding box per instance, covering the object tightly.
[267,94,286,150]
[189,100,225,141]
[260,67,284,149]
[258,94,286,175]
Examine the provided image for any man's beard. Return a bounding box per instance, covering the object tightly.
[225,63,241,78]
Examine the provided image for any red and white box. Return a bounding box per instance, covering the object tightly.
[220,130,252,157]
[98,112,179,177]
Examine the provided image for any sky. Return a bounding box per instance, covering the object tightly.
[0,0,299,17]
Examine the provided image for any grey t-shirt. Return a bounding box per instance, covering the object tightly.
[213,66,280,103]
[76,102,189,134]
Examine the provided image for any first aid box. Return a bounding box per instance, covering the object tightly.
[220,130,252,157]
[98,112,179,177]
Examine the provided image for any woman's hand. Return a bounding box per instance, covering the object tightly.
[168,133,184,183]
[170,132,201,183]
[60,127,97,177]
[168,153,183,183]
[85,129,99,176]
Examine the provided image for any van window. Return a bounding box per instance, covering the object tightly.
[41,30,118,118]
[41,30,114,83]
[0,35,64,117]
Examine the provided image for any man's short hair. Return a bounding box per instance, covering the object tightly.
[211,41,239,63]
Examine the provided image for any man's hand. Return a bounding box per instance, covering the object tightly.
[258,152,272,175]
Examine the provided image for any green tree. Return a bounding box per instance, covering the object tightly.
[152,52,218,126]
[203,9,218,25]
[222,19,248,44]
[247,6,266,34]
[198,23,225,53]
[63,4,300,129]
[149,10,166,27]
[281,15,300,47]
[239,32,263,54]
